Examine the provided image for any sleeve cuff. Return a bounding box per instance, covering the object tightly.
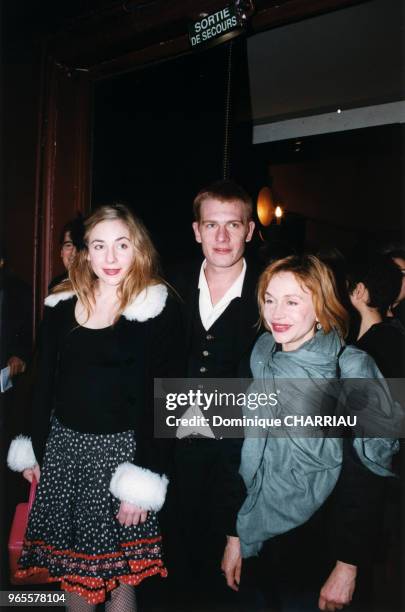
[109,462,169,511]
[7,435,37,472]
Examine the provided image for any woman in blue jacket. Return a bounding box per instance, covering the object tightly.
[222,255,400,612]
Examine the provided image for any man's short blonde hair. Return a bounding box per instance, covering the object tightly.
[193,180,253,222]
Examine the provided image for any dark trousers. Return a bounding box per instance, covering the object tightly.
[158,438,246,611]
[240,510,331,612]
[240,516,377,612]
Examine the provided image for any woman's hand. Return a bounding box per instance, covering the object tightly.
[22,464,40,483]
[116,501,148,527]
[221,535,242,592]
[319,561,357,611]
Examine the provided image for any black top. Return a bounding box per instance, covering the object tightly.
[392,300,405,330]
[355,319,405,378]
[54,313,141,434]
[30,290,183,471]
[328,319,404,566]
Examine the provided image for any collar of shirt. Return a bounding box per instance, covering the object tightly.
[198,259,247,331]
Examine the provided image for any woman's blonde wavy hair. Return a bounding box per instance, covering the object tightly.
[52,203,161,321]
[257,254,349,338]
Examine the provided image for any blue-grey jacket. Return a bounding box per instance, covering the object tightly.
[237,330,401,557]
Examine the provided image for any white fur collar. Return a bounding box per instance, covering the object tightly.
[44,290,75,307]
[122,284,168,321]
[44,283,168,322]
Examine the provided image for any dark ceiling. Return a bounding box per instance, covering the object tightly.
[3,1,369,65]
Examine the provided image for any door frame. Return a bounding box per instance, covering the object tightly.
[35,0,367,315]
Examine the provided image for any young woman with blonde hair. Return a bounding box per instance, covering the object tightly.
[7,203,181,611]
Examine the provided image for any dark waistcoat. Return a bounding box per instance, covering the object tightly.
[188,298,245,378]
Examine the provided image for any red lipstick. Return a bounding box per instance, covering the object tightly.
[271,324,291,333]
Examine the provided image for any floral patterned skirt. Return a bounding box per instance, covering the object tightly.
[16,418,167,604]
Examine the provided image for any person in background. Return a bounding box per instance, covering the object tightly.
[347,251,405,378]
[0,246,32,589]
[48,215,85,291]
[7,204,181,611]
[347,249,404,611]
[0,246,32,384]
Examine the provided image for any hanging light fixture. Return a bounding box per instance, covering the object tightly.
[257,186,275,226]
[256,173,285,227]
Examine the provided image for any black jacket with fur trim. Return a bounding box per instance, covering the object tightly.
[7,284,183,510]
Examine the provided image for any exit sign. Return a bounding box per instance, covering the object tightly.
[189,5,243,49]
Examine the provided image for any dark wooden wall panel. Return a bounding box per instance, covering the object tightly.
[3,44,42,286]
[39,63,91,304]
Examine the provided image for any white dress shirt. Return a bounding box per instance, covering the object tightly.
[198,258,247,331]
[176,258,247,439]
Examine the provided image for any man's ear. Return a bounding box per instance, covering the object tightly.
[245,220,255,242]
[192,221,202,244]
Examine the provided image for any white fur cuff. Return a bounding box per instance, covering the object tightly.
[109,462,169,511]
[7,436,37,472]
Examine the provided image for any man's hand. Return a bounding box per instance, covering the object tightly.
[116,501,148,527]
[221,535,242,592]
[319,560,357,611]
[7,356,26,377]
[22,464,41,483]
